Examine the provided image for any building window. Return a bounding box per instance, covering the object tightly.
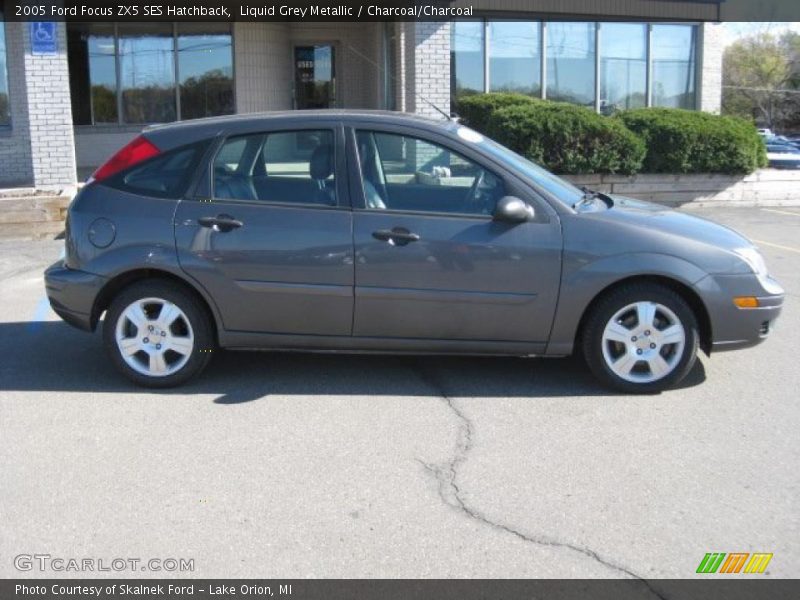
[177,23,235,120]
[119,23,176,123]
[67,23,233,126]
[450,20,699,113]
[600,23,648,114]
[651,24,697,109]
[450,21,484,109]
[546,22,596,106]
[489,21,541,97]
[0,17,10,127]
[67,24,117,125]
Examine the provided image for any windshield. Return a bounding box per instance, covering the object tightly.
[471,133,585,206]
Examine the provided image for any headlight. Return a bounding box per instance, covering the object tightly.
[735,247,768,278]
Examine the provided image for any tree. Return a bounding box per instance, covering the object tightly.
[722,31,800,130]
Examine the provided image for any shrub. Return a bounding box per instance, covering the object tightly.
[485,101,646,175]
[616,108,767,174]
[455,93,539,134]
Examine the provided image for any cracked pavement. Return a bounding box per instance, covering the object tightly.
[0,208,798,579]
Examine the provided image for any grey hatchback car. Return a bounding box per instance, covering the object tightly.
[45,111,784,392]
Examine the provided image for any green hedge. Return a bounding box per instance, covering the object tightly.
[455,93,539,135]
[484,101,646,175]
[454,93,765,175]
[616,108,767,174]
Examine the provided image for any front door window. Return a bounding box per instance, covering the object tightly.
[294,45,336,109]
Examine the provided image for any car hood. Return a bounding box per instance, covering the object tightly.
[599,195,754,252]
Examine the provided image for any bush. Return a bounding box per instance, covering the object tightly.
[616,108,767,174]
[485,101,646,175]
[455,93,539,134]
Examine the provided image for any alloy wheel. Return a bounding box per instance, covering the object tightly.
[114,297,195,378]
[600,301,686,384]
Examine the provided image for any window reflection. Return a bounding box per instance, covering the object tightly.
[489,21,540,97]
[177,23,234,120]
[0,18,9,126]
[119,24,176,123]
[652,24,697,109]
[600,23,647,114]
[451,21,484,108]
[67,23,117,125]
[546,22,596,106]
[448,20,700,114]
[67,23,234,125]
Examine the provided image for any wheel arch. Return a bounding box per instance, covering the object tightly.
[574,275,713,356]
[91,268,221,344]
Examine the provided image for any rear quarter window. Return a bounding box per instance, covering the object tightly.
[106,140,209,199]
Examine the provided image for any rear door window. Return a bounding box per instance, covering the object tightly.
[212,130,338,206]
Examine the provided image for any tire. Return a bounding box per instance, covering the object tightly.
[581,282,699,394]
[103,280,215,388]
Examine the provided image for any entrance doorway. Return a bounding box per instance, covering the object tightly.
[294,45,336,109]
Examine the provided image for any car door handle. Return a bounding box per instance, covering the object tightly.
[198,214,243,232]
[372,228,420,245]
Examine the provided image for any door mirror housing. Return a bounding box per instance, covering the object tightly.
[493,196,535,223]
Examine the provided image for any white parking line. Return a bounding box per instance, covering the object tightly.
[762,208,800,217]
[752,239,800,254]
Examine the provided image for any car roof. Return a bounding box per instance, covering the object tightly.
[143,110,457,150]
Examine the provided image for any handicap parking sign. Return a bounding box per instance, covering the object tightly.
[30,22,57,55]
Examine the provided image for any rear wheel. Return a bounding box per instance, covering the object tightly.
[103,280,214,387]
[581,283,699,393]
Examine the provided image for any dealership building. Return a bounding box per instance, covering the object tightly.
[0,0,726,189]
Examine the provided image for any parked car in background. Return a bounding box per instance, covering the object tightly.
[44,111,784,393]
[782,134,800,150]
[766,143,800,169]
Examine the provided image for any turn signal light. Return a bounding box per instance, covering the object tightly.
[733,297,760,308]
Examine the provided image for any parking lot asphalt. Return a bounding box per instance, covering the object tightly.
[0,207,798,584]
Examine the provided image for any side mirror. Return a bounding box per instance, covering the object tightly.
[493,196,535,223]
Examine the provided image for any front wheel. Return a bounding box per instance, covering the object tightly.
[581,283,699,393]
[103,280,215,388]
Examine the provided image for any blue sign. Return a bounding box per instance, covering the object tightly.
[30,22,57,55]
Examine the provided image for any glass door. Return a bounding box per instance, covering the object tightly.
[294,45,336,109]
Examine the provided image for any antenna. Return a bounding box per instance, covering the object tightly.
[344,41,454,121]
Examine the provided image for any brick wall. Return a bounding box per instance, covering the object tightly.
[235,22,293,112]
[0,22,34,186]
[699,22,724,113]
[23,22,76,189]
[234,22,382,114]
[405,21,451,119]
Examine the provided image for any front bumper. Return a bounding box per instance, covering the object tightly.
[44,261,106,332]
[696,273,785,352]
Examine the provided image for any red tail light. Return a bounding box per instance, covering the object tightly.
[91,135,161,182]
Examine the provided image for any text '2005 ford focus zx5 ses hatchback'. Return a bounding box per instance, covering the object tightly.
[45,111,784,393]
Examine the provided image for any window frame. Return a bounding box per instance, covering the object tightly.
[347,123,537,221]
[598,22,648,114]
[205,123,350,211]
[68,22,236,128]
[649,22,699,110]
